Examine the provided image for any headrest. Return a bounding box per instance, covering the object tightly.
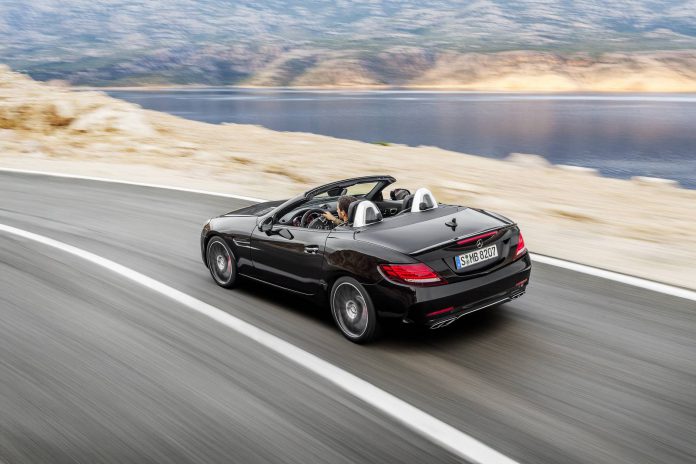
[347,200,361,223]
[410,188,438,212]
[390,188,411,201]
[352,201,383,228]
[401,194,415,211]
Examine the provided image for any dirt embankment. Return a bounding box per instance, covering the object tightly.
[1,65,695,289]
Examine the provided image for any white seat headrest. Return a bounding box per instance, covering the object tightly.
[353,201,383,227]
[411,188,438,212]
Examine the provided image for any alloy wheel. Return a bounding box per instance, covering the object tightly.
[332,282,369,339]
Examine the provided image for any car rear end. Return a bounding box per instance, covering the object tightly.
[358,207,531,328]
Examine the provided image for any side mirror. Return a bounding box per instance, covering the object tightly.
[259,216,273,233]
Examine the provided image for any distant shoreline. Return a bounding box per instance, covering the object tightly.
[22,49,696,93]
[75,84,696,94]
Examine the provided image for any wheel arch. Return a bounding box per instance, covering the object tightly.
[201,231,221,264]
[203,232,240,267]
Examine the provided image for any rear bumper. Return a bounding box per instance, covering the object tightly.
[423,285,526,329]
[364,253,531,325]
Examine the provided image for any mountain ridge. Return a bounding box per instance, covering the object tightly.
[2,1,696,87]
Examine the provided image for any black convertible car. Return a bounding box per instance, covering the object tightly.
[201,175,531,343]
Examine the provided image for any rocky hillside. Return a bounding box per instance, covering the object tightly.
[2,1,696,88]
[245,49,696,91]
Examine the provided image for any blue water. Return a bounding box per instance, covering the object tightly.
[108,89,696,188]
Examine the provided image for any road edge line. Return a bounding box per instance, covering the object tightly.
[530,254,696,301]
[0,167,267,202]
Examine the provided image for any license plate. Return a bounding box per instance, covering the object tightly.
[455,245,498,269]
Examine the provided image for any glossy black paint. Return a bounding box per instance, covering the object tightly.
[251,227,328,295]
[365,254,531,325]
[201,176,531,326]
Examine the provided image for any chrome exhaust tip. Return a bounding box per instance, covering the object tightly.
[429,317,456,329]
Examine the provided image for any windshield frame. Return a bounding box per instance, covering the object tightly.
[262,175,396,224]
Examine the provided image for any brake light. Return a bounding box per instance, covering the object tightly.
[379,263,445,286]
[457,231,497,246]
[515,231,527,258]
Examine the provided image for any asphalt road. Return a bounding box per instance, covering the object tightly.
[1,171,695,464]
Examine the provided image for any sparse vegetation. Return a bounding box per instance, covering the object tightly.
[263,164,308,183]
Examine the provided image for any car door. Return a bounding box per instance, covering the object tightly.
[250,224,329,295]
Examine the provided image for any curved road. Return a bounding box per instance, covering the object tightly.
[1,171,695,464]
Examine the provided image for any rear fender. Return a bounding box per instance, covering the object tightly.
[321,232,416,292]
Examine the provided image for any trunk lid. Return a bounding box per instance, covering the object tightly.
[356,205,519,279]
[355,205,507,254]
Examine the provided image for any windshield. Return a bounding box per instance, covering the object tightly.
[314,181,379,199]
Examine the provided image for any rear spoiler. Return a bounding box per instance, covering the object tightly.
[409,224,517,256]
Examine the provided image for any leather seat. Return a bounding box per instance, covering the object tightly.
[397,194,414,214]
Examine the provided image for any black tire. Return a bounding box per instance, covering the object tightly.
[330,277,380,343]
[206,236,238,288]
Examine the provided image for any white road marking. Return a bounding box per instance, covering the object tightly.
[2,167,693,301]
[530,254,696,302]
[0,222,518,464]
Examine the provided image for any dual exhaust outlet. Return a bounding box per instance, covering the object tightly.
[430,318,457,330]
[428,291,525,330]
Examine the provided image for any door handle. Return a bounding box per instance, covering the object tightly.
[304,245,320,254]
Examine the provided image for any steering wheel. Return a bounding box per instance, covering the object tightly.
[300,208,327,228]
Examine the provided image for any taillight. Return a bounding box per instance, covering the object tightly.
[515,231,527,258]
[378,263,446,286]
